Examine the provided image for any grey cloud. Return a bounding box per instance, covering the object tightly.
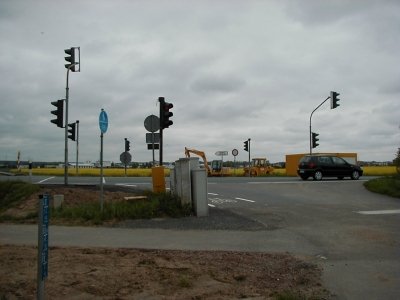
[190,75,246,94]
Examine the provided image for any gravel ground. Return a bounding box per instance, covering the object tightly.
[115,206,269,231]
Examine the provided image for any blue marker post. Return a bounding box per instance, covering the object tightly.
[37,193,49,299]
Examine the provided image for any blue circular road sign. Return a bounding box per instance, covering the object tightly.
[99,109,108,133]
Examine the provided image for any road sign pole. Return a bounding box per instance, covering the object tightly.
[98,108,108,212]
[144,114,161,166]
[152,132,155,166]
[234,156,236,175]
[100,132,104,211]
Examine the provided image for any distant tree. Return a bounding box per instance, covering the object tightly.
[394,148,400,174]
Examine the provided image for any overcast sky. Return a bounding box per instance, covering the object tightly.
[1,0,399,164]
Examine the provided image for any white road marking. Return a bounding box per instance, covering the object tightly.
[235,197,255,203]
[115,183,137,187]
[208,197,237,204]
[208,204,216,207]
[357,209,400,215]
[37,177,55,183]
[102,177,106,184]
[208,192,219,195]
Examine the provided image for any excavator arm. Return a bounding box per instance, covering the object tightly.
[184,147,211,175]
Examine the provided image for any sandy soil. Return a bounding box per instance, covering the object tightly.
[0,245,329,300]
[0,185,330,299]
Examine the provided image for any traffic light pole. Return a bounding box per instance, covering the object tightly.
[248,138,251,176]
[159,127,163,166]
[309,96,330,154]
[64,69,70,185]
[64,64,77,185]
[76,120,79,176]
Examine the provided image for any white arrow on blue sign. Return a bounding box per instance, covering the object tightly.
[99,109,108,133]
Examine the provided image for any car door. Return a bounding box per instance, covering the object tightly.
[319,156,335,176]
[331,156,351,177]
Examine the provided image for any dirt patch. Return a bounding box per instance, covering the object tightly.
[0,245,329,299]
[0,185,331,299]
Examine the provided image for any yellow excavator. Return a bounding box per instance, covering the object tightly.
[244,158,274,176]
[184,147,229,176]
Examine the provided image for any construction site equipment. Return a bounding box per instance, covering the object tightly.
[184,147,229,176]
[244,158,274,177]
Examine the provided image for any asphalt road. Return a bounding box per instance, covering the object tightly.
[1,174,399,299]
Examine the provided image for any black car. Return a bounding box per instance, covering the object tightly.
[297,154,363,180]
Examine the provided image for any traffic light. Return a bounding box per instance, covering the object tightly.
[50,100,64,128]
[68,123,76,141]
[244,140,249,152]
[64,47,76,71]
[159,97,173,129]
[312,132,319,148]
[125,138,130,152]
[330,91,340,109]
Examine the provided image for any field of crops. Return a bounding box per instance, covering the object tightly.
[12,166,397,177]
[12,167,166,177]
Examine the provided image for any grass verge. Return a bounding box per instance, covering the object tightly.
[0,181,191,224]
[364,175,400,198]
[0,180,39,212]
[51,192,192,225]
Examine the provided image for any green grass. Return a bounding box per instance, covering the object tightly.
[0,180,191,224]
[51,192,192,225]
[0,180,39,211]
[364,175,400,198]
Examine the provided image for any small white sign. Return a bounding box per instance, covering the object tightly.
[215,151,228,156]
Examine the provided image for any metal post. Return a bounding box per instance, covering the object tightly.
[37,194,49,300]
[152,131,155,166]
[159,97,164,166]
[309,96,330,154]
[100,133,104,211]
[64,70,69,185]
[124,138,127,177]
[64,64,77,185]
[248,138,251,177]
[159,127,163,166]
[37,195,44,300]
[76,120,79,175]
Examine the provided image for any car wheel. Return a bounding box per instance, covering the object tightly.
[313,170,323,181]
[300,175,308,180]
[351,170,360,180]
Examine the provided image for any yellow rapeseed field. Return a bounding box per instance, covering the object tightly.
[13,168,170,177]
[361,166,397,176]
[12,166,397,177]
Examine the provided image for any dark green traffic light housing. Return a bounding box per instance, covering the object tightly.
[330,91,340,109]
[51,99,64,128]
